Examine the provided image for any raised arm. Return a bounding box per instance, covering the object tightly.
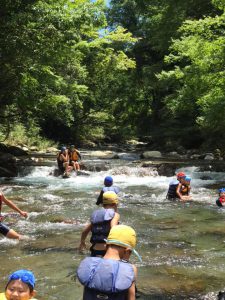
[1,193,28,217]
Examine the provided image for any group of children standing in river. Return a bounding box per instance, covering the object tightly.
[1,170,225,299]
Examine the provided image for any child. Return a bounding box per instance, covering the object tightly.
[176,175,192,201]
[216,188,225,207]
[68,145,82,171]
[166,172,186,200]
[96,176,120,205]
[0,191,28,240]
[0,269,37,300]
[79,191,120,257]
[56,146,72,176]
[77,225,140,300]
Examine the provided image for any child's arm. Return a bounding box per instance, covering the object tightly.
[110,212,120,227]
[127,265,137,300]
[1,193,28,217]
[76,150,82,160]
[96,190,104,205]
[79,223,92,252]
[176,183,183,199]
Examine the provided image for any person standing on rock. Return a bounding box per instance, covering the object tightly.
[0,191,28,240]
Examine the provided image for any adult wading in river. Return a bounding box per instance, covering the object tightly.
[0,191,28,240]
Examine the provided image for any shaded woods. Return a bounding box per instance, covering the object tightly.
[1,0,225,150]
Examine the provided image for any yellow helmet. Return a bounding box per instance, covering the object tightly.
[103,191,118,205]
[106,225,142,261]
[107,225,136,249]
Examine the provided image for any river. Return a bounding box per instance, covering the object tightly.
[0,156,225,299]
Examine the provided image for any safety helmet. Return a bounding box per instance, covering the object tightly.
[104,176,113,187]
[8,269,36,289]
[61,146,67,152]
[219,188,225,193]
[184,176,191,182]
[177,172,186,178]
[103,191,118,205]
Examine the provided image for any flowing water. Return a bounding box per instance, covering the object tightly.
[1,157,225,300]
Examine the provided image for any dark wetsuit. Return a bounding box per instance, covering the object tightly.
[0,194,10,236]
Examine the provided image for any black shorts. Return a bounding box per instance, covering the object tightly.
[0,222,10,236]
[90,245,106,257]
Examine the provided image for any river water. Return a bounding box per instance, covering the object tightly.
[1,156,225,300]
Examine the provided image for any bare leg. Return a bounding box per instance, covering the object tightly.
[6,229,21,239]
[75,162,80,171]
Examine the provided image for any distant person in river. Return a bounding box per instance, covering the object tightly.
[167,172,192,201]
[0,191,28,240]
[77,224,140,300]
[68,144,81,171]
[96,176,120,205]
[79,191,120,257]
[0,269,37,300]
[216,188,225,207]
[56,146,72,176]
[177,175,192,201]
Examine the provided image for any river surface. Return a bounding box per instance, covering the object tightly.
[1,157,225,300]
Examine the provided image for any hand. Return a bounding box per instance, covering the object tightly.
[20,211,28,218]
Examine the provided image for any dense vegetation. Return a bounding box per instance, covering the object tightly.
[1,0,225,150]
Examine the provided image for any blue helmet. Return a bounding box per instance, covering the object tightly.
[61,146,67,152]
[219,188,225,193]
[185,176,191,182]
[8,269,36,289]
[104,176,113,187]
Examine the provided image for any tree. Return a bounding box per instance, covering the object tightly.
[159,1,225,146]
[0,0,136,143]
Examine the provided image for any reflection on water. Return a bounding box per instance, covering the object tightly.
[1,163,225,299]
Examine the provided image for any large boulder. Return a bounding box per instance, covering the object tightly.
[81,161,110,172]
[87,150,117,159]
[157,163,177,177]
[141,151,162,159]
[7,145,28,156]
[0,152,18,177]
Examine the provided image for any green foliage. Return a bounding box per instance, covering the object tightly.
[1,0,225,148]
[159,8,225,144]
[3,122,55,150]
[0,0,137,144]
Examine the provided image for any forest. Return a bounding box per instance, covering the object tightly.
[1,0,225,150]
